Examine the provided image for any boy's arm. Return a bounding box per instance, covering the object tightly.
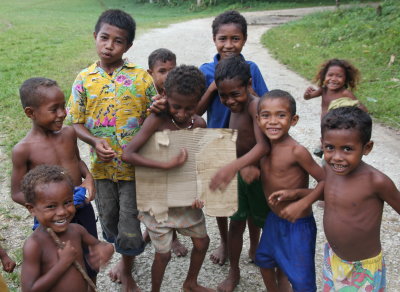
[294,145,325,183]
[72,124,116,162]
[11,144,29,206]
[375,173,400,214]
[196,81,217,116]
[0,245,16,273]
[21,238,76,292]
[304,86,322,100]
[121,114,187,169]
[210,100,270,190]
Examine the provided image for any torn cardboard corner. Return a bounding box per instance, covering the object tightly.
[135,128,238,223]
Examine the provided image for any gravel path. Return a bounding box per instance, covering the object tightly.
[1,4,398,292]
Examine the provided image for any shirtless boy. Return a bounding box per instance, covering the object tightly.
[209,56,270,292]
[254,90,324,292]
[122,65,212,292]
[11,77,98,279]
[21,165,113,292]
[319,106,400,291]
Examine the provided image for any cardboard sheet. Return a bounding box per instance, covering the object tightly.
[135,128,238,222]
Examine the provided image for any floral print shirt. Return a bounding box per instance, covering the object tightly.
[67,60,156,181]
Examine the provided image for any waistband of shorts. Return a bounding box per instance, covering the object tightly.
[326,243,383,265]
[269,210,314,224]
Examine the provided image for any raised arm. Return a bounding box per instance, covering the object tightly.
[11,144,29,206]
[304,86,322,100]
[196,81,217,116]
[122,114,187,169]
[21,238,76,292]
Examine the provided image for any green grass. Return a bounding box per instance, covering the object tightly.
[261,0,400,128]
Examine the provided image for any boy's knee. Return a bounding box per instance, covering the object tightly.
[155,251,172,264]
[230,220,246,233]
[193,235,209,252]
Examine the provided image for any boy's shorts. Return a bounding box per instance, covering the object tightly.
[139,207,207,253]
[230,174,269,228]
[323,243,386,291]
[255,212,317,292]
[94,179,145,256]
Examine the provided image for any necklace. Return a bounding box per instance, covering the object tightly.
[171,117,194,130]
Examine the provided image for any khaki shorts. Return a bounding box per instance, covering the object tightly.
[139,207,207,253]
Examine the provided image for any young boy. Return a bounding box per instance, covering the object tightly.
[146,48,188,257]
[21,165,113,292]
[197,9,269,267]
[209,56,270,292]
[122,65,212,292]
[11,77,98,280]
[254,90,324,291]
[319,107,399,290]
[67,9,157,291]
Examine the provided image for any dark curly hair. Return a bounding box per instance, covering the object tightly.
[19,77,58,109]
[148,48,176,70]
[21,165,74,204]
[95,9,136,45]
[164,65,205,100]
[258,89,297,116]
[215,55,250,87]
[314,58,360,90]
[321,106,372,144]
[212,10,247,38]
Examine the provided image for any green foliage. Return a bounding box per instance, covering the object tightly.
[262,0,400,127]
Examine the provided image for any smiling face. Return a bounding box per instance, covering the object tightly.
[167,91,198,126]
[27,181,75,233]
[213,23,246,60]
[217,77,250,113]
[29,86,66,132]
[324,65,346,91]
[148,60,176,93]
[322,128,373,176]
[94,23,132,69]
[257,97,298,142]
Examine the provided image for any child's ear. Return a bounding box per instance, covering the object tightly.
[24,107,35,119]
[124,43,133,53]
[93,31,97,41]
[363,141,374,156]
[290,114,299,126]
[25,203,36,216]
[247,78,252,89]
[147,68,153,75]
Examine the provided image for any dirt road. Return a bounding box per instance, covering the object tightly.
[1,4,398,292]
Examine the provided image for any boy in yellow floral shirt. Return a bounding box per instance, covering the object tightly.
[67,9,156,292]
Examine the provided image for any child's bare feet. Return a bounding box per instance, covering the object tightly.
[108,257,141,292]
[172,237,188,257]
[209,243,227,265]
[217,268,240,292]
[108,259,123,283]
[182,282,215,292]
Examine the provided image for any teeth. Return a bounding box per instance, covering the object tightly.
[332,164,346,170]
[55,219,66,225]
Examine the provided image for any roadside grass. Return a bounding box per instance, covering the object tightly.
[261,0,400,128]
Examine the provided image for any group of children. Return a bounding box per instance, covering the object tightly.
[2,6,399,292]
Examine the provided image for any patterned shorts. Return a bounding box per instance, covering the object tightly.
[323,243,386,291]
[139,207,207,253]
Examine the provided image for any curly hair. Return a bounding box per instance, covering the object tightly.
[148,48,176,70]
[314,59,360,90]
[95,9,136,44]
[215,55,250,87]
[321,106,372,145]
[212,10,247,38]
[19,77,58,109]
[21,165,74,204]
[164,65,205,100]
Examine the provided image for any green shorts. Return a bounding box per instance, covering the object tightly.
[230,174,270,228]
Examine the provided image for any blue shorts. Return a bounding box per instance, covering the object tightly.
[255,212,317,292]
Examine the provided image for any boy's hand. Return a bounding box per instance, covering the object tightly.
[80,176,95,202]
[58,241,76,266]
[304,86,320,100]
[269,189,299,206]
[1,254,16,273]
[279,200,307,223]
[148,94,167,114]
[209,164,236,192]
[191,199,205,209]
[87,242,114,270]
[239,166,260,184]
[94,138,116,162]
[165,148,188,169]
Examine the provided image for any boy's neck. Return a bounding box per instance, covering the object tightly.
[31,124,60,137]
[98,59,124,75]
[270,133,293,147]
